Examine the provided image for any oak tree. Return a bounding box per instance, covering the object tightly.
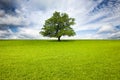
[40,11,76,41]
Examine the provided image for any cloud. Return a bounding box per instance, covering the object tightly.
[0,26,13,38]
[0,14,25,26]
[0,10,5,17]
[95,24,120,39]
[109,31,120,39]
[16,27,40,39]
[97,24,116,33]
[0,0,19,15]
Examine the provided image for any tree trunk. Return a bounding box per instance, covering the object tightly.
[58,36,61,41]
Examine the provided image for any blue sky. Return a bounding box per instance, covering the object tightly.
[0,0,120,39]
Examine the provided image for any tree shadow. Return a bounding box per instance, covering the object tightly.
[48,40,76,42]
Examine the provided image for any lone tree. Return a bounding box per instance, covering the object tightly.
[40,11,76,41]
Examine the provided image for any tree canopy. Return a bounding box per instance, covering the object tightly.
[40,11,76,41]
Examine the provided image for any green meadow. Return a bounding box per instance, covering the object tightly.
[0,40,120,80]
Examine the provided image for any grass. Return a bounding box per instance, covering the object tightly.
[0,40,120,80]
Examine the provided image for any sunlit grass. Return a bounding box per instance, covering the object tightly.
[0,40,120,80]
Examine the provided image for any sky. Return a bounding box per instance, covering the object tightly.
[0,0,120,39]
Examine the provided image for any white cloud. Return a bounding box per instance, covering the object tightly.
[109,31,120,39]
[17,27,40,38]
[0,10,5,17]
[0,14,25,25]
[97,24,116,33]
[0,28,13,39]
[0,30,8,35]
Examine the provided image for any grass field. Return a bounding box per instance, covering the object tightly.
[0,40,120,80]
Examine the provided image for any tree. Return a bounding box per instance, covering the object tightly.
[40,11,76,41]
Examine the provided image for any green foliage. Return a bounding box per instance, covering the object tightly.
[0,40,120,80]
[40,11,76,41]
